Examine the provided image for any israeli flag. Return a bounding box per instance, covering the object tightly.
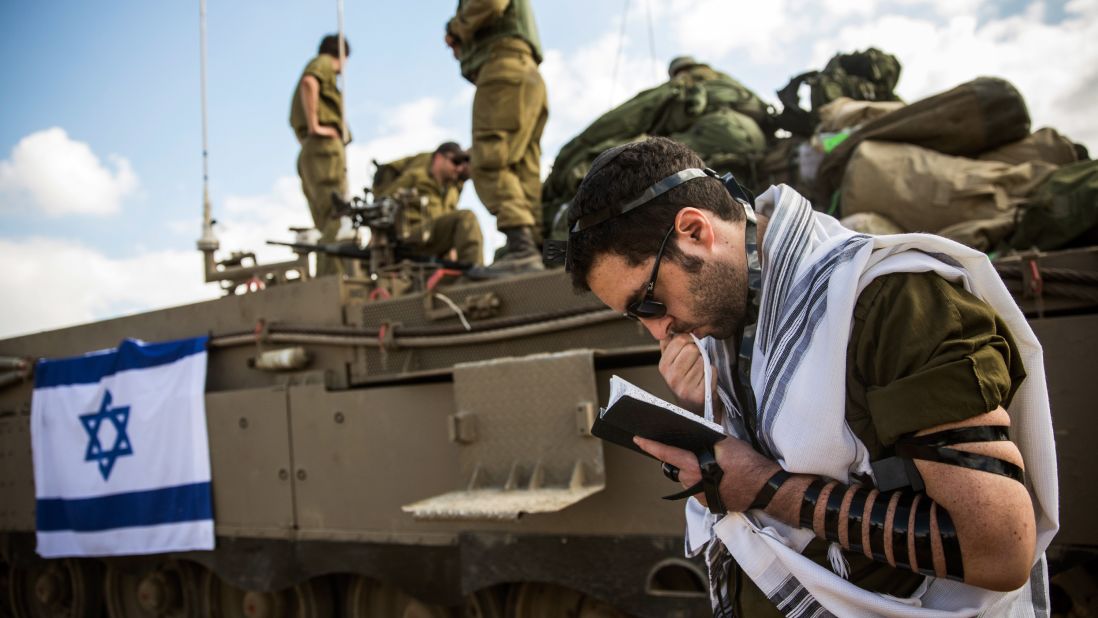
[30,336,214,558]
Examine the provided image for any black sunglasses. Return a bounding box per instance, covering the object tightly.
[625,223,676,320]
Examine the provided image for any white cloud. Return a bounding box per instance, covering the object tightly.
[540,33,665,166]
[0,127,138,217]
[810,1,1098,150]
[345,97,456,194]
[214,175,318,263]
[0,237,218,338]
[664,0,812,65]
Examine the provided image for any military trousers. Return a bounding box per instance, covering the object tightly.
[406,210,484,266]
[297,134,347,276]
[470,38,548,233]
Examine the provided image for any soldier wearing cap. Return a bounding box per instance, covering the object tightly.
[291,34,351,277]
[445,0,547,272]
[668,55,735,86]
[379,142,484,266]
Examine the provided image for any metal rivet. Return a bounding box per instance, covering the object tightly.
[296,469,307,481]
[239,418,248,429]
[278,469,288,481]
[334,412,344,424]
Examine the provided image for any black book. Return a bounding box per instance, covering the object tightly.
[591,375,726,459]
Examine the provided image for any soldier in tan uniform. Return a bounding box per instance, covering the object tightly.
[290,35,351,277]
[379,142,483,265]
[445,0,547,272]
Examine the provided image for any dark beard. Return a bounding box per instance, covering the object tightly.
[689,257,747,341]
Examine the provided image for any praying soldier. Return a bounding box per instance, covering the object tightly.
[562,137,1056,616]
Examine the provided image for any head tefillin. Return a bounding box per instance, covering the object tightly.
[542,143,756,272]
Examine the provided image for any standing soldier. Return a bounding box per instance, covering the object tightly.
[291,34,351,277]
[445,0,547,272]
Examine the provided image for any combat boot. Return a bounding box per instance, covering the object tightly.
[487,226,545,274]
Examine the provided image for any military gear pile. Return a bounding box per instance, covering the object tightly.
[744,47,1094,256]
[774,48,902,137]
[542,64,771,239]
[806,76,1093,254]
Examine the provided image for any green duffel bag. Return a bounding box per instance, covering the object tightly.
[841,140,1055,235]
[818,77,1031,199]
[978,127,1079,167]
[1009,160,1098,251]
[670,108,767,184]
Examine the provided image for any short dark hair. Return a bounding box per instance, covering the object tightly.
[434,141,469,163]
[567,137,742,290]
[318,34,351,58]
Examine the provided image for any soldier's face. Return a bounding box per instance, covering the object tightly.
[585,210,751,342]
[586,244,746,342]
[441,156,468,184]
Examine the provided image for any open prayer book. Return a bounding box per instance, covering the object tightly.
[592,375,726,458]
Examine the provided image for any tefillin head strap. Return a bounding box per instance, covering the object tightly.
[545,139,747,270]
[734,201,764,452]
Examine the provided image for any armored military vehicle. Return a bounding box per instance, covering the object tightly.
[2,22,1096,613]
[3,202,1098,618]
[0,187,725,617]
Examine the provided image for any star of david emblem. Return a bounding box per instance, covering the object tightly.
[80,390,134,480]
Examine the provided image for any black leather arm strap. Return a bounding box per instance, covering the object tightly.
[823,483,846,544]
[748,469,791,511]
[913,496,935,577]
[867,490,889,562]
[938,504,964,580]
[872,425,1022,492]
[798,478,828,529]
[801,481,965,581]
[902,425,1010,447]
[893,442,1024,483]
[660,448,728,515]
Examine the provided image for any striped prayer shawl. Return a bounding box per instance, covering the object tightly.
[686,185,1057,617]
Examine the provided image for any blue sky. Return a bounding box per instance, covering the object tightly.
[2,0,1095,338]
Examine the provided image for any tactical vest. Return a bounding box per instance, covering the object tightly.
[457,0,543,82]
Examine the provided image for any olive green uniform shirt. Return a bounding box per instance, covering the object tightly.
[729,271,1026,616]
[382,155,462,228]
[290,55,346,142]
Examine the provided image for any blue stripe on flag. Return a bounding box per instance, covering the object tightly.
[34,336,208,389]
[36,481,213,532]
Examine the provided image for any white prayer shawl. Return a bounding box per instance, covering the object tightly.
[685,185,1058,617]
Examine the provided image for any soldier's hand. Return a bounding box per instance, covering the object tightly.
[658,334,711,415]
[634,435,780,514]
[309,125,340,140]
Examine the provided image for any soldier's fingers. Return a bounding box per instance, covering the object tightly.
[660,336,697,372]
[667,348,704,390]
[634,437,697,472]
[662,333,692,355]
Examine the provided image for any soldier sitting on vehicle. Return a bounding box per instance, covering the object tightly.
[373,142,484,266]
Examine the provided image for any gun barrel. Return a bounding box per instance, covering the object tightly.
[267,241,473,271]
[266,240,372,260]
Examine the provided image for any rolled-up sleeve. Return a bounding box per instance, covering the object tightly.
[846,272,1026,450]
